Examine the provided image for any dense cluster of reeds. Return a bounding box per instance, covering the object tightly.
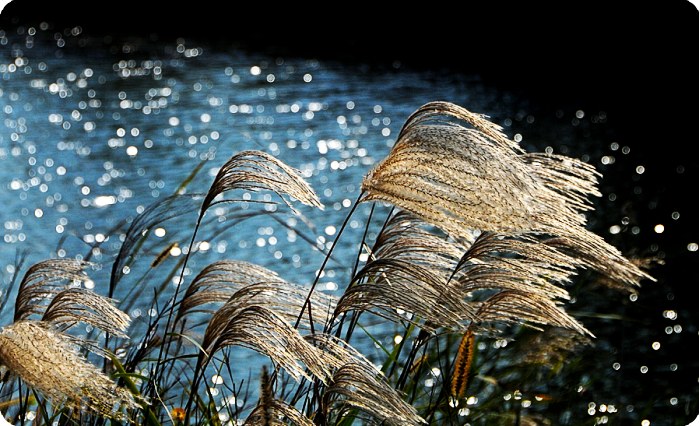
[0,102,652,425]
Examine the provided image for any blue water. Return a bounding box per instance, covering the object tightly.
[1,24,696,424]
[0,29,518,304]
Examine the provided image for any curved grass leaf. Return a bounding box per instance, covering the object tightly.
[109,194,202,297]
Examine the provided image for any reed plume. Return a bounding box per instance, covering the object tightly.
[336,255,475,332]
[42,287,131,338]
[323,362,426,425]
[200,304,330,383]
[370,210,470,274]
[308,334,426,424]
[334,210,472,331]
[201,150,323,214]
[361,101,652,286]
[455,232,579,299]
[336,212,589,334]
[14,259,92,322]
[472,289,589,335]
[454,232,591,335]
[0,321,137,419]
[176,260,336,328]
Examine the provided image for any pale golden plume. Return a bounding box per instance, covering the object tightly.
[309,334,426,425]
[14,259,92,322]
[201,304,331,383]
[336,212,592,334]
[176,260,336,328]
[42,287,131,338]
[202,150,323,214]
[0,321,137,419]
[361,101,652,286]
[322,362,426,425]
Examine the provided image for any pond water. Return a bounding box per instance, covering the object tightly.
[1,22,697,425]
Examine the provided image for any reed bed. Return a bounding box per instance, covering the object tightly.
[0,102,653,425]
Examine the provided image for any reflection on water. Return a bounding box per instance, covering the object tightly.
[1,23,696,424]
[1,27,506,297]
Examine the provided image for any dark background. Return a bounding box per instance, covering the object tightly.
[3,1,698,144]
[3,1,698,119]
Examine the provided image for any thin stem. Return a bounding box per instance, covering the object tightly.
[330,202,376,338]
[150,214,203,398]
[293,193,362,331]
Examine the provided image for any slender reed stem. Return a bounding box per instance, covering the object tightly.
[293,193,362,331]
[150,216,202,385]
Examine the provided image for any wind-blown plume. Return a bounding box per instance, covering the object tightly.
[42,287,131,338]
[201,150,323,214]
[336,256,475,332]
[307,334,426,425]
[322,362,426,425]
[14,259,92,322]
[0,321,137,418]
[336,211,591,334]
[200,304,330,382]
[370,210,470,273]
[176,260,336,328]
[361,101,652,286]
[472,290,589,335]
[455,232,579,299]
